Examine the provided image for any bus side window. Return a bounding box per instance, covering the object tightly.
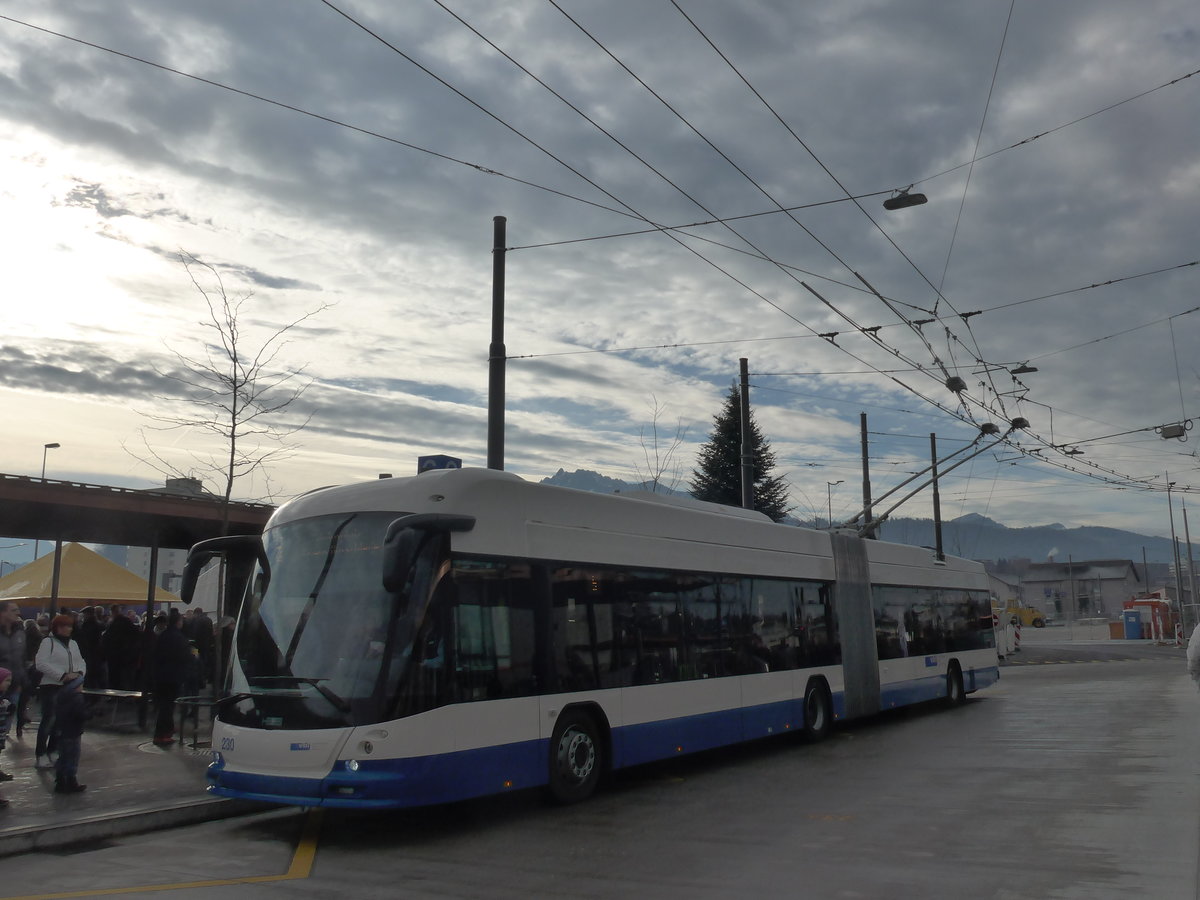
[449,560,537,702]
[549,569,600,692]
[873,587,906,660]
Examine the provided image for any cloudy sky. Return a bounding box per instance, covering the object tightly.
[2,1,1198,545]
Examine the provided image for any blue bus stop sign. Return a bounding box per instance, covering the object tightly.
[418,454,462,473]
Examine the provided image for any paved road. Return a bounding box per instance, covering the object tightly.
[1004,637,1185,665]
[3,650,1197,899]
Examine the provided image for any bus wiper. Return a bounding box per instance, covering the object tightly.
[248,676,352,713]
[283,515,356,669]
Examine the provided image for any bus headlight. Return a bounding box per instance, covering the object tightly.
[345,759,360,772]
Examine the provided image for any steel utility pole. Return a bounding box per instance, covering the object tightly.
[930,433,944,561]
[860,413,874,538]
[1183,500,1198,635]
[487,216,506,470]
[1168,478,1185,634]
[739,358,753,510]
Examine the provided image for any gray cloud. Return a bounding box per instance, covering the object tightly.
[1,0,1198,534]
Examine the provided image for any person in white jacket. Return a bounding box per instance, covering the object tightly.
[34,614,86,769]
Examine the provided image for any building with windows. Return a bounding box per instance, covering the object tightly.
[1018,559,1142,619]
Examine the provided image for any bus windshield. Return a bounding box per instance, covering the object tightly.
[224,510,419,730]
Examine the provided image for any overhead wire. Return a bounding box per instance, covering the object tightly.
[910,65,1200,189]
[935,0,1015,307]
[519,4,1192,491]
[403,1,988,423]
[0,11,969,463]
[0,13,648,222]
[18,7,1183,455]
[317,0,976,429]
[7,10,1189,496]
[1028,304,1200,362]
[531,0,1003,436]
[974,259,1200,315]
[925,0,1017,431]
[508,256,1200,365]
[667,0,1012,413]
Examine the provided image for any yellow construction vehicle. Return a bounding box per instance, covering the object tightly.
[992,599,1047,628]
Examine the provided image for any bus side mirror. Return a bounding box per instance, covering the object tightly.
[182,535,270,605]
[180,550,218,605]
[382,527,422,597]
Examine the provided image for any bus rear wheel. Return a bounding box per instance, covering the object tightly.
[547,710,602,804]
[945,663,965,707]
[802,682,832,741]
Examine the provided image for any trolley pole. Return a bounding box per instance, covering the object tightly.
[487,216,506,470]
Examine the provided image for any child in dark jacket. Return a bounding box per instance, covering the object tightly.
[54,675,87,794]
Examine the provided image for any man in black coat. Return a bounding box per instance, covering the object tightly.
[151,610,193,746]
[101,606,139,691]
[75,606,105,689]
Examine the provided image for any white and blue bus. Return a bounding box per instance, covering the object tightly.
[184,467,998,809]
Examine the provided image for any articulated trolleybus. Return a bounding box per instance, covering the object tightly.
[185,467,997,809]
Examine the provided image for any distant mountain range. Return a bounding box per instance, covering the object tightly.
[539,469,1189,565]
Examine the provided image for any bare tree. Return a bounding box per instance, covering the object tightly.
[631,395,688,494]
[130,251,329,506]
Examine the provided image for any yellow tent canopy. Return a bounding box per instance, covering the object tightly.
[0,542,180,611]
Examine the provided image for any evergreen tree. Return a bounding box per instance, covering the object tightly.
[689,384,791,521]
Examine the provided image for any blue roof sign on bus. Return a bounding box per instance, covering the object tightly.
[418,454,462,473]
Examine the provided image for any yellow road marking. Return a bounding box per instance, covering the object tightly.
[2,808,323,900]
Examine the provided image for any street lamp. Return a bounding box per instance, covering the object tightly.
[827,480,844,528]
[883,187,927,210]
[33,442,60,560]
[40,442,60,480]
[0,544,26,576]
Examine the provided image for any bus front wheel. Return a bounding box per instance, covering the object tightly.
[802,682,833,741]
[547,710,603,804]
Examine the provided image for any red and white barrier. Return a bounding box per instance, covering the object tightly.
[1014,621,1021,653]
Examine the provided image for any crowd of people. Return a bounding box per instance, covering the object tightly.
[0,599,224,810]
